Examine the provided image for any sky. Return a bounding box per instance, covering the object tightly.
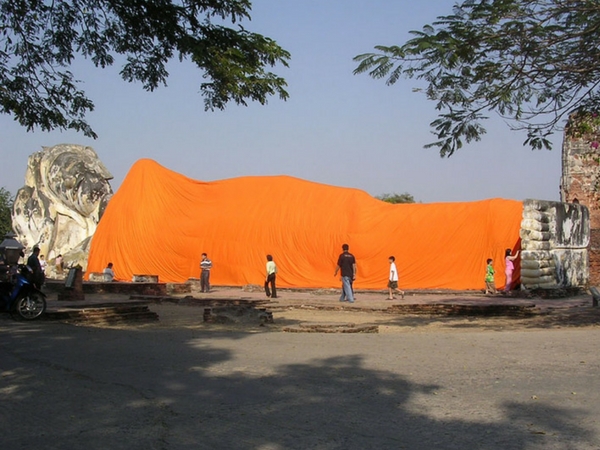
[0,0,563,203]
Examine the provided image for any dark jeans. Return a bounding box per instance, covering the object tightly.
[33,272,45,289]
[201,270,210,292]
[265,273,277,298]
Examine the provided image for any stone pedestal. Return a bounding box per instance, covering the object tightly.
[88,272,113,282]
[58,267,85,301]
[132,274,159,283]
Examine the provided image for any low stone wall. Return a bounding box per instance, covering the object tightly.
[520,199,589,289]
[166,283,192,295]
[187,278,201,293]
[45,279,168,296]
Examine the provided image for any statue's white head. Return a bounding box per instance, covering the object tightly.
[38,144,113,219]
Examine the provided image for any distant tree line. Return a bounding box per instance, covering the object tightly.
[375,192,416,204]
[0,187,13,237]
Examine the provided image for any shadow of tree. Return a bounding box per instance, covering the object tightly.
[0,321,597,449]
[376,300,600,331]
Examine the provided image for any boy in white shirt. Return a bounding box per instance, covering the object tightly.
[387,256,404,300]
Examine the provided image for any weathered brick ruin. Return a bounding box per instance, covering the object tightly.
[561,128,600,285]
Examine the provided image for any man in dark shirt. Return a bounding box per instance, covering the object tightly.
[334,243,356,303]
[27,246,44,289]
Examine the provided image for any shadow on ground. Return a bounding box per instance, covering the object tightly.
[0,319,597,449]
[375,306,600,332]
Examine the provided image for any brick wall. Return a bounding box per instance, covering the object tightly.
[591,230,600,286]
[561,134,600,285]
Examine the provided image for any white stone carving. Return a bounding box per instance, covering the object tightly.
[12,144,113,275]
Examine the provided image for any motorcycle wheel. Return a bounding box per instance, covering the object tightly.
[14,292,46,320]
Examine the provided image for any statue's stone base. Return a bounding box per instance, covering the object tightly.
[58,267,85,301]
[132,274,159,283]
[88,272,112,282]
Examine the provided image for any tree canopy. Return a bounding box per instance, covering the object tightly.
[0,0,290,138]
[0,187,13,238]
[353,0,600,156]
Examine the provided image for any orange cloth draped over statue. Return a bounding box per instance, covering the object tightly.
[87,159,522,290]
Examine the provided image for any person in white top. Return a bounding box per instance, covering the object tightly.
[264,254,278,298]
[39,254,48,274]
[103,262,115,282]
[387,256,404,300]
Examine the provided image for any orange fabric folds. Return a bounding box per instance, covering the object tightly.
[87,159,523,290]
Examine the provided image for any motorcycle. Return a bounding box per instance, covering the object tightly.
[0,264,47,320]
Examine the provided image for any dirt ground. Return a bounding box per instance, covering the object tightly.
[5,290,600,449]
[41,285,600,332]
[128,300,600,333]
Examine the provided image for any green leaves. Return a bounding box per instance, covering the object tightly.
[0,0,290,138]
[189,25,290,110]
[353,0,600,155]
[375,192,416,204]
[0,187,13,238]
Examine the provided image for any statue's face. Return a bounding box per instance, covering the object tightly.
[46,151,113,217]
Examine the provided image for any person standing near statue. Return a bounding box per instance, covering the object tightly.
[264,254,278,298]
[27,246,44,288]
[484,258,497,295]
[39,254,47,275]
[334,243,356,303]
[504,248,520,294]
[103,262,115,282]
[55,254,64,275]
[200,253,212,293]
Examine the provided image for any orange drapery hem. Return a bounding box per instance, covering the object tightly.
[87,159,522,290]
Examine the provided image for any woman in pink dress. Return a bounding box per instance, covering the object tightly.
[504,248,520,294]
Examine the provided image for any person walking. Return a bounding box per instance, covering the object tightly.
[264,254,278,298]
[387,256,404,300]
[484,258,497,295]
[200,253,212,293]
[334,243,356,303]
[503,248,520,294]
